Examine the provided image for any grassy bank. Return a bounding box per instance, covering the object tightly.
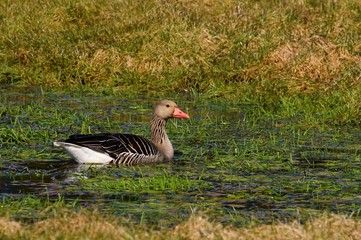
[1,0,360,123]
[1,0,360,94]
[1,211,361,240]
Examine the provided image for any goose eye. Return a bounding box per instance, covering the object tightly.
[166,104,170,107]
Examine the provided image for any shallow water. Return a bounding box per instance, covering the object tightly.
[1,86,360,226]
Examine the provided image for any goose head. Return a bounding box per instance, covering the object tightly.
[154,100,189,120]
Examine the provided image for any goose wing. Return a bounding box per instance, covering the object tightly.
[65,133,158,159]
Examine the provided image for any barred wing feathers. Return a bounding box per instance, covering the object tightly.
[65,133,159,161]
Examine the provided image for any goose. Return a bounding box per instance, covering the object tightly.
[53,100,189,166]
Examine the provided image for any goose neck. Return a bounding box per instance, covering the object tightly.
[150,115,173,161]
[150,115,167,144]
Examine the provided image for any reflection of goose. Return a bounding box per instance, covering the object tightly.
[54,100,189,166]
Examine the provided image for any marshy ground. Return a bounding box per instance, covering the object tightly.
[1,0,361,239]
[1,86,360,239]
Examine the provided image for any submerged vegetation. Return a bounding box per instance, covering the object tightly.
[0,0,361,238]
[1,87,360,238]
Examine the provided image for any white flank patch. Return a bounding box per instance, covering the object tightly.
[53,142,114,164]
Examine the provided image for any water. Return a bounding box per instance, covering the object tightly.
[1,85,360,226]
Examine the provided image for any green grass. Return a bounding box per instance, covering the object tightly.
[0,194,75,223]
[1,86,360,235]
[80,169,210,193]
[0,0,361,238]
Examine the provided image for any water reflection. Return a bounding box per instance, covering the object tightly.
[1,160,80,195]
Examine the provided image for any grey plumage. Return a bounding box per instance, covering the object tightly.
[53,100,189,165]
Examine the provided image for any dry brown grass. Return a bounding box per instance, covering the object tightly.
[253,35,361,93]
[1,212,361,240]
[1,0,360,95]
[0,218,22,237]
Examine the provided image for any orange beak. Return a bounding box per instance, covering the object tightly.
[173,107,189,119]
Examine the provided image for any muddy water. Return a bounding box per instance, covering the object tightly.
[1,86,360,226]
